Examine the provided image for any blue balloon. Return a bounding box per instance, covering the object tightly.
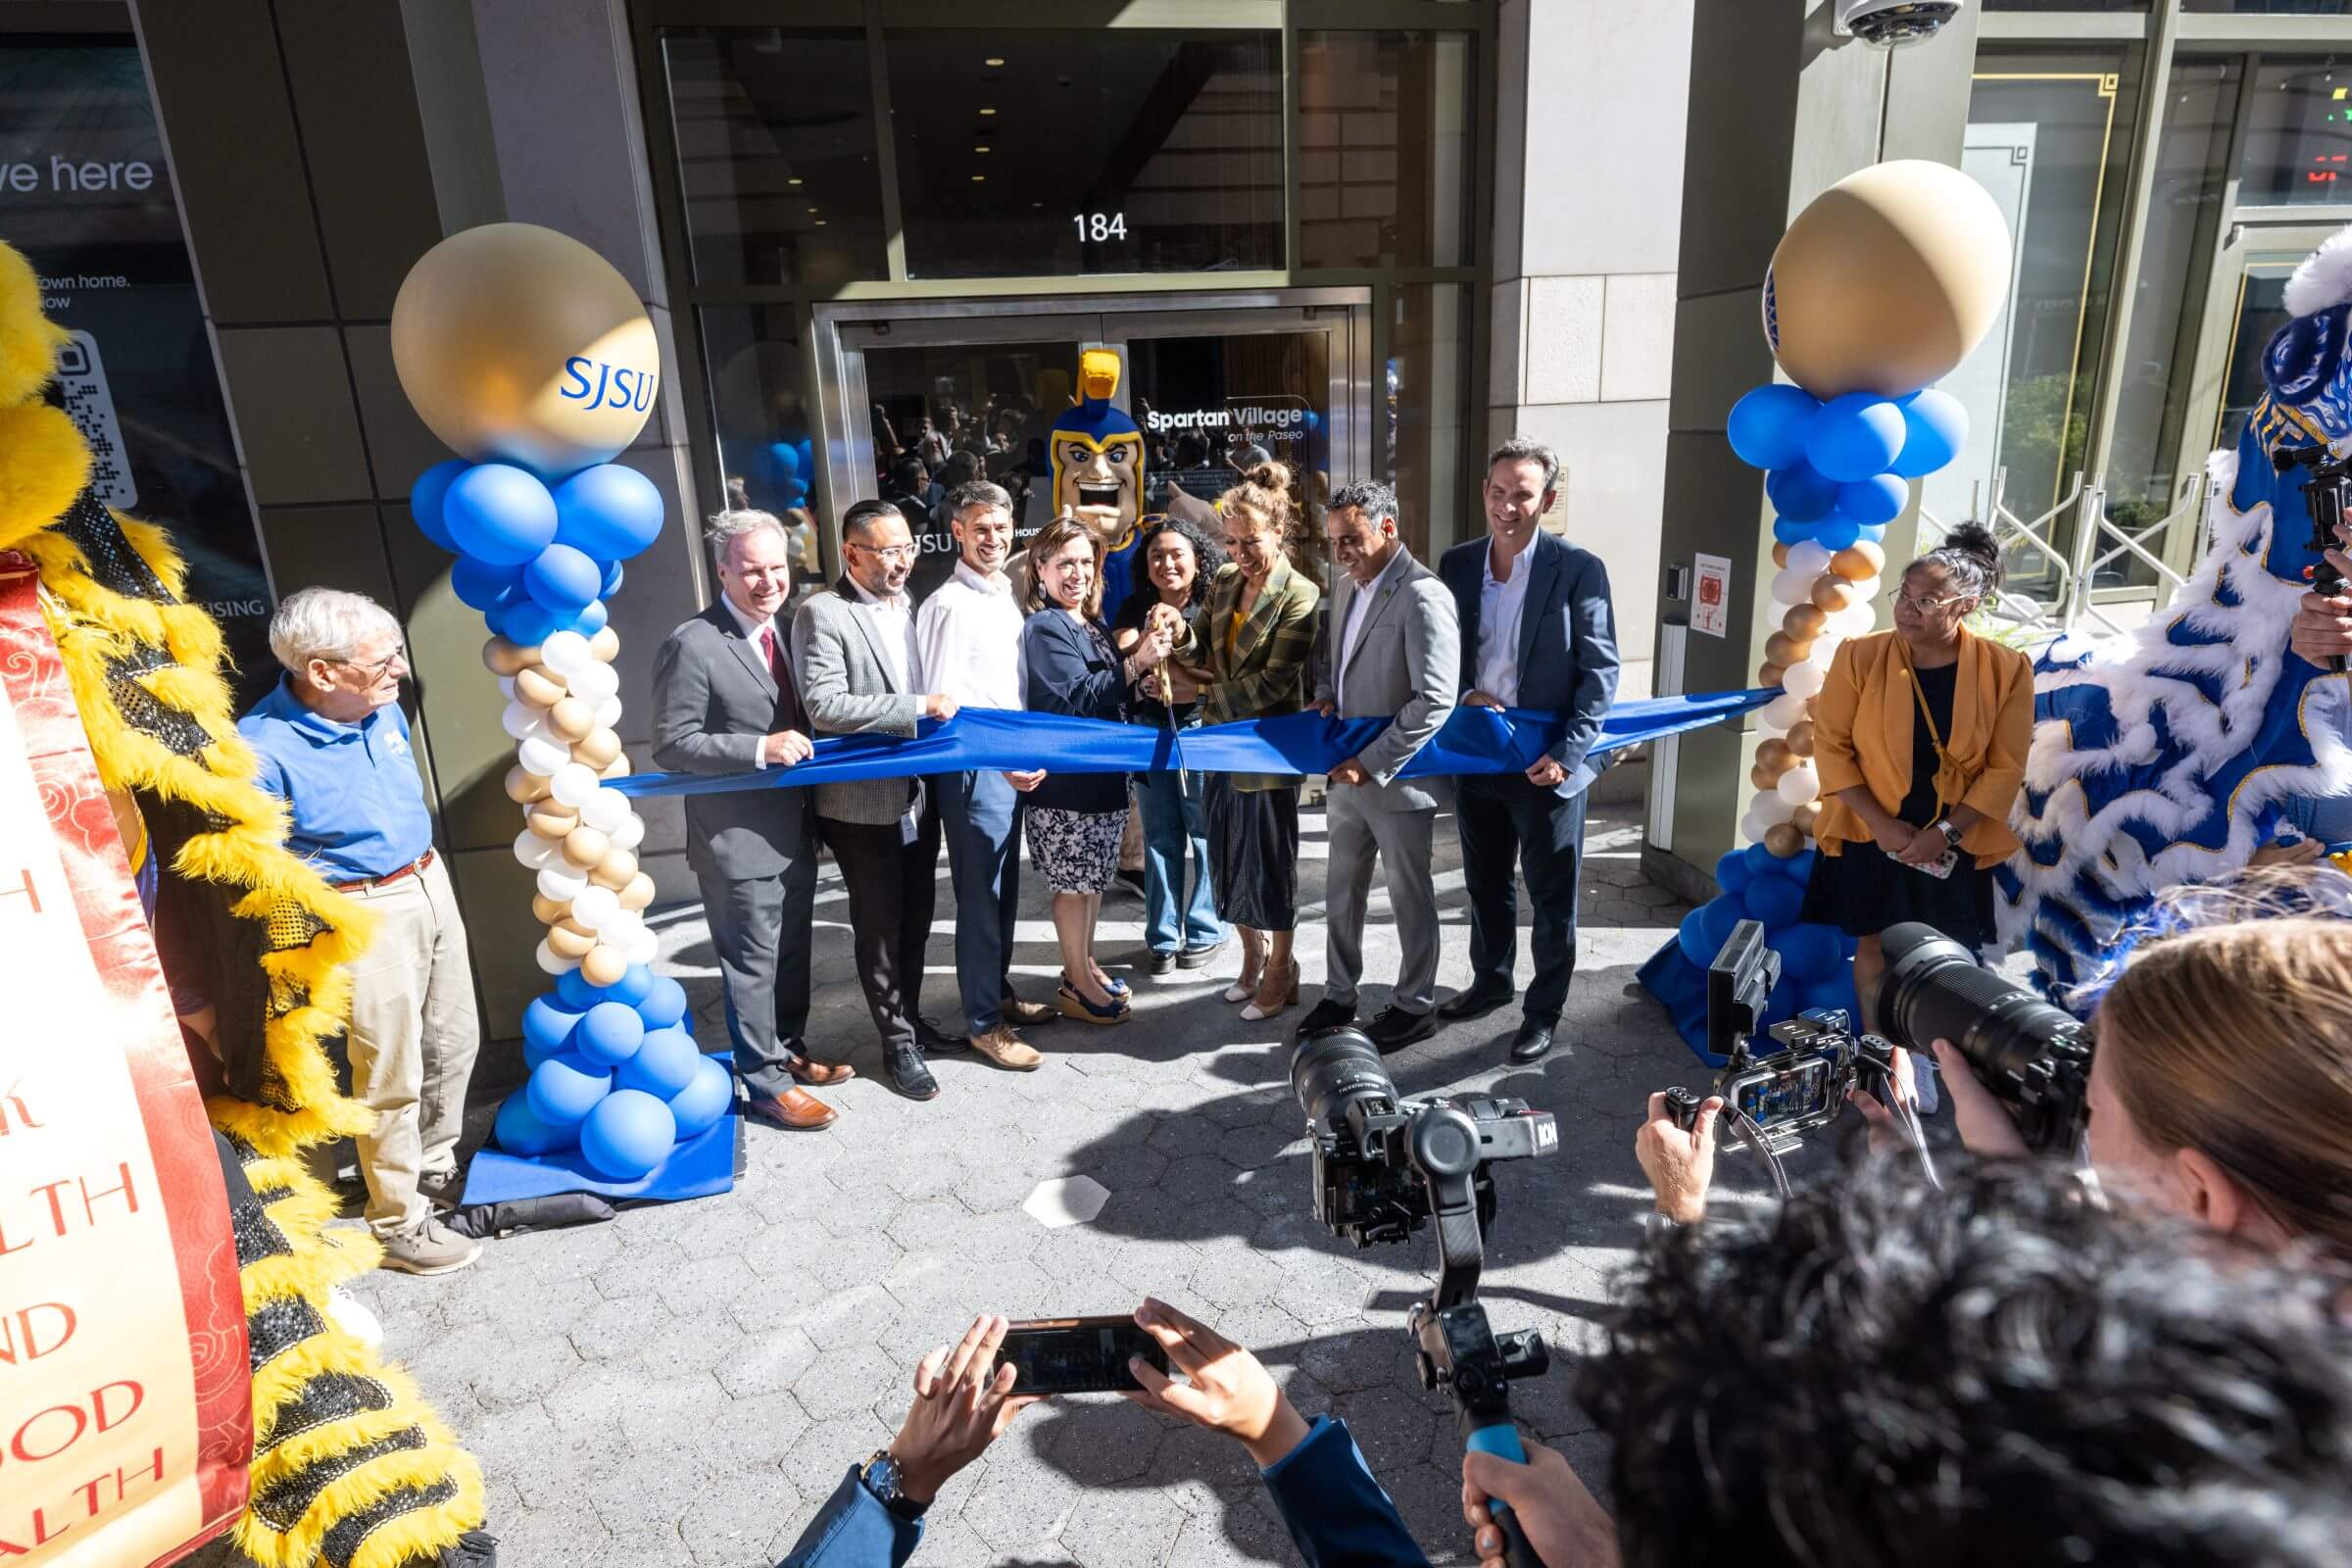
[1743,872,1804,929]
[556,969,606,1008]
[452,556,526,613]
[444,463,559,566]
[769,440,801,480]
[410,459,469,553]
[495,1091,576,1156]
[525,542,603,613]
[565,600,610,638]
[527,1052,612,1126]
[1763,968,1802,1026]
[1891,388,1969,479]
[576,1001,646,1067]
[1799,973,1859,1022]
[669,1055,734,1137]
[637,974,689,1031]
[1803,393,1906,483]
[1854,523,1888,545]
[1727,384,1822,471]
[781,476,810,504]
[580,1089,677,1181]
[608,963,657,1008]
[554,465,664,562]
[1696,895,1743,958]
[1715,849,1755,898]
[1813,518,1863,552]
[1837,472,1910,528]
[618,1025,700,1099]
[491,600,564,648]
[522,996,584,1057]
[1772,517,1823,545]
[1775,923,1842,984]
[601,560,625,598]
[1775,847,1818,884]
[1741,842,1777,879]
[1765,464,1838,523]
[1677,906,1715,967]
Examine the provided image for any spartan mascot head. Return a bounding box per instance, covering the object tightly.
[1049,347,1148,612]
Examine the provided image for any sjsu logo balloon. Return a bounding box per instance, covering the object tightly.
[559,357,659,415]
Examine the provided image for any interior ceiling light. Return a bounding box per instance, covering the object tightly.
[985,56,1005,67]
[979,106,997,116]
[787,176,804,186]
[972,173,987,182]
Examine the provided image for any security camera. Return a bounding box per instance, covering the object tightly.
[1835,0,1964,48]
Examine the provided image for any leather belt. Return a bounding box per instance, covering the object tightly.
[331,847,435,893]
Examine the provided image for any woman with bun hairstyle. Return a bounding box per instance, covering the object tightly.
[1800,522,2034,1031]
[1149,462,1322,1020]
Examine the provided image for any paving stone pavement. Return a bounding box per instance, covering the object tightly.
[217,793,1822,1568]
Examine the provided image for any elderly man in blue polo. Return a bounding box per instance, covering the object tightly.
[239,588,481,1277]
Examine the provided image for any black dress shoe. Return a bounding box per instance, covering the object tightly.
[1363,1005,1439,1054]
[1438,977,1515,1021]
[1508,1018,1557,1064]
[886,1042,941,1101]
[914,1015,968,1054]
[1293,996,1357,1040]
[1147,950,1178,976]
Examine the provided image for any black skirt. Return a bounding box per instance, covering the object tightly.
[1799,843,1999,950]
[1205,774,1299,930]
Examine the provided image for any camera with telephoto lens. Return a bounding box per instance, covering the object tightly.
[1290,1028,1557,1250]
[1665,919,2091,1158]
[2277,443,2352,672]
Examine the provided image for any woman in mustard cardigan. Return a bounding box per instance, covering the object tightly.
[1802,524,2034,1031]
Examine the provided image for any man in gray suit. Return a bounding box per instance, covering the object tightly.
[1299,481,1461,1052]
[653,510,849,1133]
[791,498,963,1101]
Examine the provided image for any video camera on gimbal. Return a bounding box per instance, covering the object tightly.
[2275,442,2352,672]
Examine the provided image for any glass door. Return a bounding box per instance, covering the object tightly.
[2181,223,2345,479]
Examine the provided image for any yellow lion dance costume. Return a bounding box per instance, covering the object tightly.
[0,244,483,1564]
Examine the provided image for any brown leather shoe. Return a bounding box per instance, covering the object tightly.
[969,1025,1044,1070]
[999,995,1057,1027]
[744,1088,837,1131]
[788,1055,858,1087]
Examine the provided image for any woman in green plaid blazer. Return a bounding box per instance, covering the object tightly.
[1158,462,1323,1020]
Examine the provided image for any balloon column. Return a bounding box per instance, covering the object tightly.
[1647,161,2013,1055]
[391,222,720,1183]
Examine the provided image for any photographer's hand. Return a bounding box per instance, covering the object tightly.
[1848,1045,1921,1157]
[1124,1298,1311,1469]
[1462,1443,1622,1568]
[1637,1092,1721,1225]
[887,1314,1038,1502]
[1930,1039,2031,1157]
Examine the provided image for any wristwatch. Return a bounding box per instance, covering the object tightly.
[859,1449,930,1521]
[1933,818,1964,849]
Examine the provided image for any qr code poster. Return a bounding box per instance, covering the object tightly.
[53,330,139,511]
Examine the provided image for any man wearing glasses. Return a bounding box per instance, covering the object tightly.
[792,499,965,1101]
[239,588,481,1275]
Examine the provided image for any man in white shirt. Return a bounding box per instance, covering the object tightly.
[913,480,1053,1068]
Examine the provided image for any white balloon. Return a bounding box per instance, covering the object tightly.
[610,813,646,851]
[569,883,620,930]
[536,862,589,901]
[624,928,661,966]
[1756,716,1790,742]
[594,697,624,729]
[1786,542,1833,578]
[580,788,630,832]
[535,938,581,976]
[1776,764,1821,806]
[1769,565,1813,606]
[566,661,619,703]
[1811,633,1845,669]
[550,762,602,808]
[1783,658,1826,700]
[1739,810,1766,844]
[1847,573,1883,603]
[516,735,568,777]
[513,829,560,869]
[1751,789,1797,826]
[540,629,593,678]
[1836,603,1879,636]
[1760,692,1809,728]
[601,910,646,951]
[500,701,550,743]
[497,675,517,700]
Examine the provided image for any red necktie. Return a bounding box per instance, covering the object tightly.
[758,624,781,682]
[759,624,802,726]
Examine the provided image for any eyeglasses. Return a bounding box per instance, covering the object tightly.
[1892,592,1967,613]
[847,541,918,564]
[336,650,408,681]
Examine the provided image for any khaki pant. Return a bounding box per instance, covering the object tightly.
[341,856,480,1238]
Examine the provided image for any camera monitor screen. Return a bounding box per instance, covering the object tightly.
[1000,1317,1170,1396]
[1730,1055,1837,1131]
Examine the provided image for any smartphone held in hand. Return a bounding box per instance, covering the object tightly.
[1886,844,1957,879]
[1000,1316,1170,1395]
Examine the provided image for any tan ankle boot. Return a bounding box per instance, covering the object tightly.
[1240,957,1298,1021]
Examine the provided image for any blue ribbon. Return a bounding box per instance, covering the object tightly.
[609,689,1773,800]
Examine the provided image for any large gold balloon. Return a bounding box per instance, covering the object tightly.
[1763,822,1807,858]
[391,223,660,472]
[1830,542,1886,582]
[1765,161,2013,399]
[1783,604,1829,640]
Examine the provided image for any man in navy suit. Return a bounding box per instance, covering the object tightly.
[1437,437,1619,1062]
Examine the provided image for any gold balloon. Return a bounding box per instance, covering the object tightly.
[1788,719,1817,758]
[1831,542,1886,581]
[1763,822,1807,858]
[581,944,629,987]
[588,626,621,663]
[527,803,579,839]
[549,698,598,743]
[618,872,658,911]
[599,753,633,780]
[1783,604,1828,640]
[563,826,612,867]
[1791,803,1821,835]
[483,637,538,676]
[391,222,660,472]
[1758,661,1787,688]
[1749,762,1778,791]
[572,727,622,769]
[505,763,552,805]
[531,894,570,925]
[1756,738,1793,773]
[1764,632,1812,668]
[1766,160,2014,399]
[1771,542,1790,568]
[591,846,640,890]
[547,921,597,959]
[515,666,566,708]
[1811,577,1859,613]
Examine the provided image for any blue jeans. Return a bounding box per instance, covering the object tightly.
[1136,766,1223,955]
[937,769,1022,1031]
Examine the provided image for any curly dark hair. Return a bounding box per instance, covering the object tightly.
[1909,520,2005,605]
[1116,515,1227,624]
[1579,1157,2352,1568]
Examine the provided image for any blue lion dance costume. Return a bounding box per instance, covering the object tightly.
[1998,226,2352,1007]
